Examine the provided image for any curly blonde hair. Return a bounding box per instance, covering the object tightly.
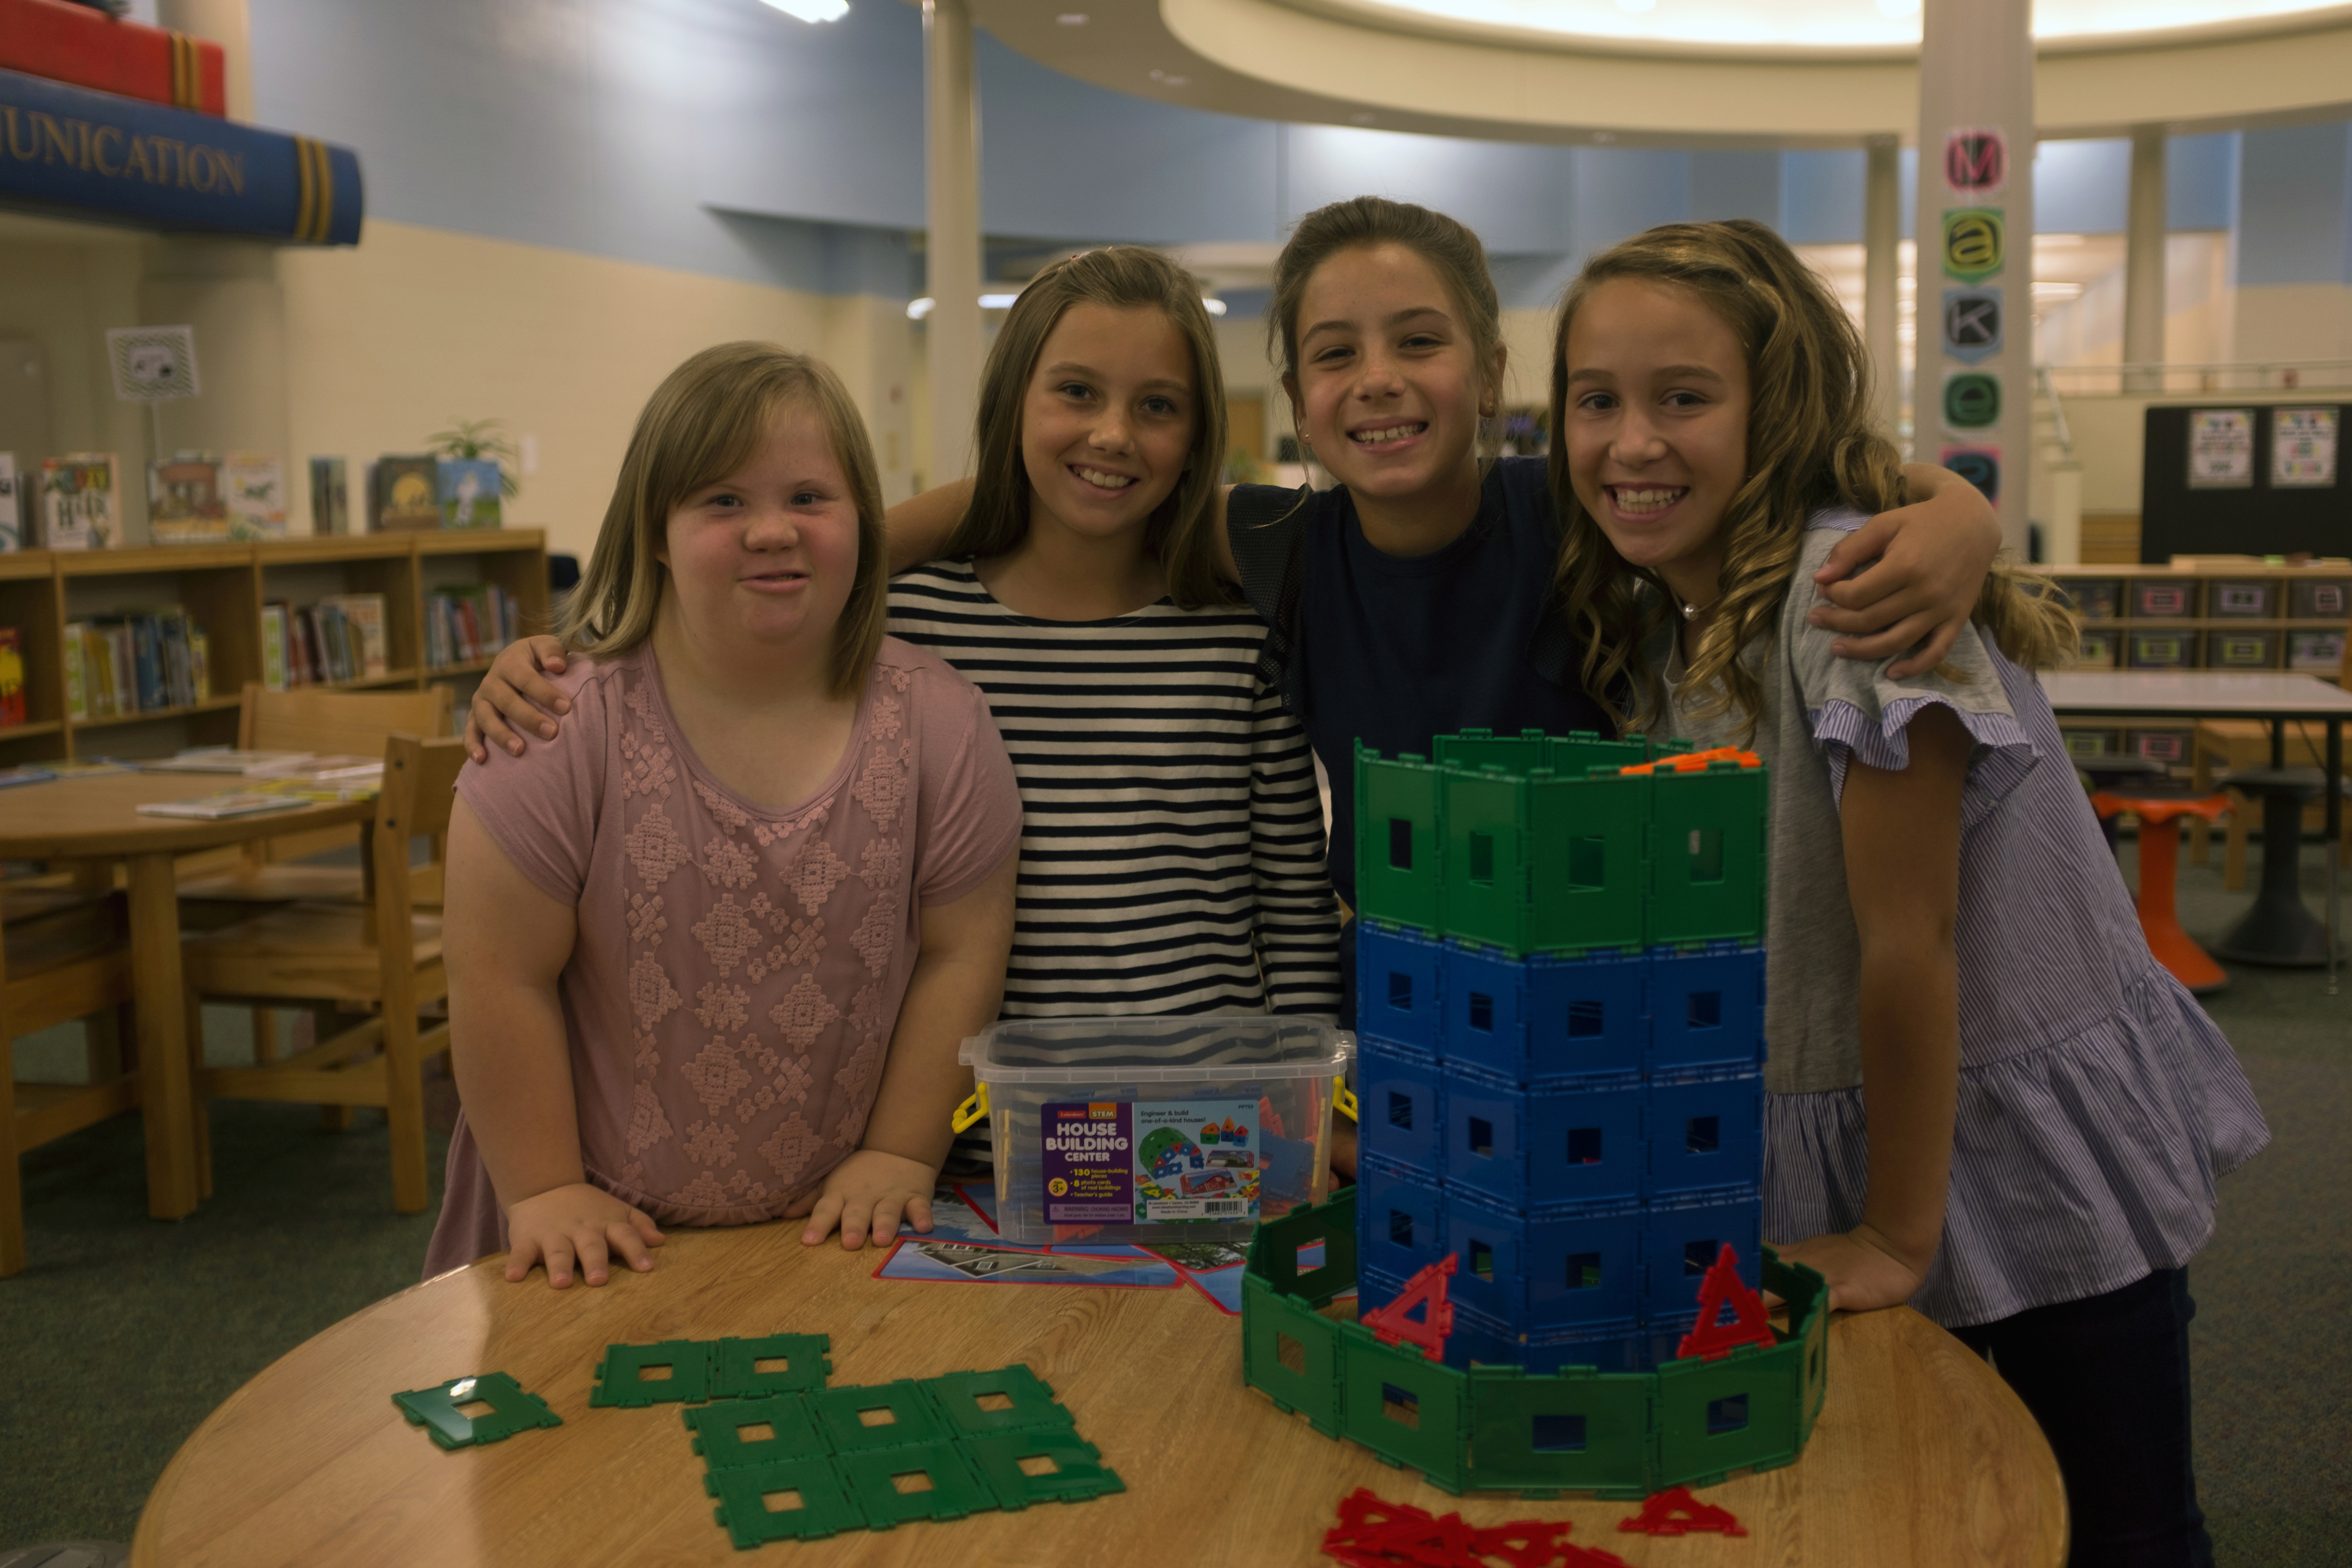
[1546,220,2074,738]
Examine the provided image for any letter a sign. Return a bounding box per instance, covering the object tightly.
[1945,128,2006,197]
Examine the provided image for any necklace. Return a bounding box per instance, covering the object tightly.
[1680,593,1722,621]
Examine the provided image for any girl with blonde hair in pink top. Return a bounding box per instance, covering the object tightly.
[423,342,1024,1288]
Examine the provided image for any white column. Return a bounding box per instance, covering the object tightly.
[1916,0,2034,557]
[1863,135,1903,440]
[2123,127,2168,392]
[924,0,982,489]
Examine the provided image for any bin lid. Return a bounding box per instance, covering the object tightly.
[958,1012,1352,1084]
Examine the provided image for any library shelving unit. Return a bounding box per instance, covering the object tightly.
[2045,559,2351,772]
[0,530,546,767]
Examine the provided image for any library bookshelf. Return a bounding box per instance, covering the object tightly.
[2046,559,2350,772]
[0,531,546,768]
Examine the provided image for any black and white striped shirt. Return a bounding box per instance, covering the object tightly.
[888,559,1343,1021]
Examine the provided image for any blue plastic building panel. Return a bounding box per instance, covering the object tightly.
[1357,1156,1449,1283]
[1446,1192,1642,1336]
[1645,1191,1765,1315]
[1649,945,1766,1076]
[1440,1063,1528,1207]
[1524,951,1647,1083]
[1525,1078,1644,1213]
[1359,1037,1445,1177]
[1358,925,1446,1054]
[1438,943,1529,1078]
[1646,1072,1764,1201]
[1519,1323,1649,1374]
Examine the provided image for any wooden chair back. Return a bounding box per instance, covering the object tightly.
[237,684,456,867]
[368,736,466,958]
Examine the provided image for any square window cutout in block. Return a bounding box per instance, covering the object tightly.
[1469,993,1494,1033]
[1469,1239,1494,1281]
[1708,1394,1749,1435]
[1387,1091,1414,1131]
[1689,826,1724,884]
[1687,1115,1720,1155]
[1468,1117,1495,1158]
[1389,818,1414,870]
[1568,835,1605,888]
[1688,990,1722,1029]
[1470,833,1495,884]
[1567,1127,1603,1164]
[1389,1209,1415,1247]
[1382,1384,1421,1429]
[1684,1238,1718,1276]
[1564,1250,1602,1290]
[1388,971,1413,1011]
[1567,999,1604,1039]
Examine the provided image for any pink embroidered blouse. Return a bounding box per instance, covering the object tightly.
[422,637,1020,1276]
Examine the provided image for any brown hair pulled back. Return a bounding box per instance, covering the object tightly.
[1546,220,2074,737]
[939,245,1235,608]
[557,342,889,699]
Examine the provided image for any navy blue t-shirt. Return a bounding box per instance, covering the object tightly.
[1227,456,1614,917]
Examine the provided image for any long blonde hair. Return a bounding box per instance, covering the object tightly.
[1547,220,2075,736]
[940,246,1236,607]
[558,342,890,699]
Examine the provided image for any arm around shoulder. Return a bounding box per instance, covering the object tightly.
[1810,465,2001,678]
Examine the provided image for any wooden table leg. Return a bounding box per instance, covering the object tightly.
[128,852,200,1219]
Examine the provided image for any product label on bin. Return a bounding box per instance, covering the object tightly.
[1041,1099,1262,1224]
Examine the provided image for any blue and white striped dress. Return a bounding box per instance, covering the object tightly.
[1660,513,2269,1328]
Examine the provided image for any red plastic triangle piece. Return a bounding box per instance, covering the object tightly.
[1617,1484,1749,1538]
[1469,1520,1577,1568]
[1674,1243,1776,1362]
[1562,1546,1634,1568]
[1360,1254,1458,1362]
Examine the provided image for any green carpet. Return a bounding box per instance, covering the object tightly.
[0,845,2344,1560]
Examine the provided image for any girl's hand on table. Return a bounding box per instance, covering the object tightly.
[793,1150,938,1250]
[1774,1224,1931,1313]
[465,635,572,761]
[503,1182,665,1288]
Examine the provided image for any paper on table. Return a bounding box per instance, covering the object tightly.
[874,1239,1181,1290]
[145,748,314,775]
[136,793,315,820]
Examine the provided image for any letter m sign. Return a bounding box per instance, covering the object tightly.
[1945,130,2005,195]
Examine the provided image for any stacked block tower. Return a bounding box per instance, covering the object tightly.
[1351,729,1768,1373]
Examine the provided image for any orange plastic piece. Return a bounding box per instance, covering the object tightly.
[1617,1484,1748,1537]
[2090,792,2230,994]
[1618,746,1763,776]
[1675,1244,1776,1362]
[1360,1254,1457,1361]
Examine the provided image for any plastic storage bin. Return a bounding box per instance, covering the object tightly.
[960,1014,1353,1245]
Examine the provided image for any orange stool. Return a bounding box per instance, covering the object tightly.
[2091,789,2231,994]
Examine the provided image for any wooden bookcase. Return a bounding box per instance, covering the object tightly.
[0,530,546,767]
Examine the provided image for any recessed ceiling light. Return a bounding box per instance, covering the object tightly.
[759,0,848,22]
[1351,111,1377,124]
[1057,11,1088,22]
[1149,68,1191,85]
[1591,130,1616,143]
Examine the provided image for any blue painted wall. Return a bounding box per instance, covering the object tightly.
[240,0,2307,299]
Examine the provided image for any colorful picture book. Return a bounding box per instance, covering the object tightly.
[40,453,119,549]
[261,594,390,689]
[0,452,21,550]
[437,457,503,530]
[62,610,209,719]
[222,451,287,539]
[0,625,24,726]
[309,456,349,536]
[424,583,518,670]
[370,454,441,531]
[149,450,229,544]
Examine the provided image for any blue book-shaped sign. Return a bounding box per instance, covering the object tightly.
[0,67,360,244]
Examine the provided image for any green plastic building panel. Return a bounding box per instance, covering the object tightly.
[685,1392,830,1471]
[1764,1247,1832,1444]
[710,1333,831,1399]
[392,1372,562,1452]
[1464,1366,1654,1496]
[1338,1321,1470,1494]
[960,1428,1128,1511]
[1544,730,1651,776]
[1248,1182,1358,1307]
[704,1455,866,1546]
[589,1340,712,1408]
[920,1365,1077,1439]
[1241,1272,1346,1435]
[835,1440,996,1530]
[1654,1336,1804,1489]
[812,1379,955,1456]
[1646,761,1768,946]
[1434,728,1549,774]
[1522,770,1651,954]
[1438,764,1525,954]
[1356,744,1444,933]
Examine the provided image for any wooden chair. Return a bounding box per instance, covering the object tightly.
[2,886,138,1277]
[2191,625,2352,888]
[178,735,463,1214]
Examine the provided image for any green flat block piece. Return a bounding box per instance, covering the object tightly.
[960,1428,1128,1511]
[589,1339,713,1408]
[685,1392,829,1471]
[1438,764,1526,954]
[1522,769,1650,954]
[920,1364,1076,1438]
[1544,729,1650,775]
[711,1333,831,1398]
[1434,727,1549,774]
[704,1455,865,1546]
[1338,1321,1470,1494]
[812,1379,955,1455]
[1247,1183,1358,1305]
[1654,1336,1803,1490]
[1764,1246,1833,1444]
[836,1440,995,1530]
[1355,743,1443,934]
[392,1372,562,1451]
[1465,1365,1653,1494]
[1241,1273,1345,1436]
[1645,762,1768,946]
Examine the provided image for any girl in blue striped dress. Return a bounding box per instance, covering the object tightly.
[1548,218,2265,1568]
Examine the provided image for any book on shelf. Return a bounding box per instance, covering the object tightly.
[222,451,287,539]
[40,453,118,549]
[370,454,441,532]
[61,608,205,719]
[0,452,21,551]
[135,791,314,821]
[148,450,229,544]
[321,593,389,677]
[0,625,24,726]
[0,0,229,116]
[424,582,518,670]
[261,593,389,687]
[260,602,288,691]
[309,456,349,536]
[438,458,503,530]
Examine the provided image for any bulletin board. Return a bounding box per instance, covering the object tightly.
[2139,403,2351,563]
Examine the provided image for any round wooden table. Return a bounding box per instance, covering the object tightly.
[132,1223,2067,1566]
[0,771,377,1220]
